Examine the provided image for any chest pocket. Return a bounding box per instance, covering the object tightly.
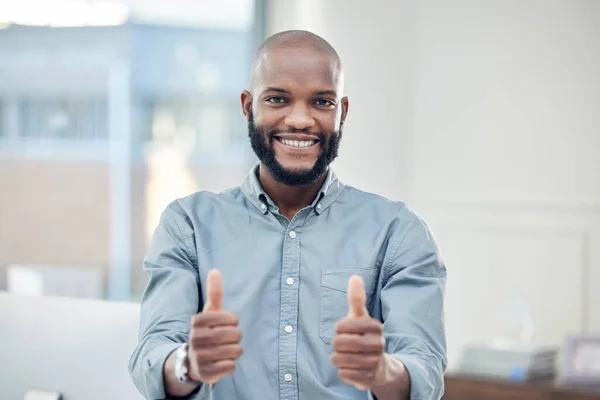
[319,267,379,344]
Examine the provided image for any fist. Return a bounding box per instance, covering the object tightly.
[187,269,243,384]
[331,275,386,391]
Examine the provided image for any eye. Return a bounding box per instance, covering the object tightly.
[315,99,335,107]
[266,96,287,104]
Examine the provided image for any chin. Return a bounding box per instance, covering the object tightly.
[278,161,316,174]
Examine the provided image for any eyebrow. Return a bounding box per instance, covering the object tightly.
[314,90,337,97]
[263,87,338,97]
[263,87,289,94]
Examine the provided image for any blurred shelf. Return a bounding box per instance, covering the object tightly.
[443,374,600,400]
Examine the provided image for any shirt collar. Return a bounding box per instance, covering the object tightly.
[240,162,345,215]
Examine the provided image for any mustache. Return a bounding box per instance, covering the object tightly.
[266,128,327,142]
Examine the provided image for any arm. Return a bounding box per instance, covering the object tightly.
[373,213,448,400]
[128,201,202,399]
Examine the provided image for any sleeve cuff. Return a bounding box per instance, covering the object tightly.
[142,342,182,399]
[392,352,443,400]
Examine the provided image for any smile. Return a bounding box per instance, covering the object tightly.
[275,137,319,149]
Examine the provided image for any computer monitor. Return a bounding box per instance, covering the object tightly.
[0,292,144,400]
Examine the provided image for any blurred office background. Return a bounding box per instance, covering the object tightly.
[1,0,600,392]
[0,0,262,301]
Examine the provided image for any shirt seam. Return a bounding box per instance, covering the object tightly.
[168,205,199,268]
[382,216,418,285]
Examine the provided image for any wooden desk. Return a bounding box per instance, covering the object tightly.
[443,374,600,400]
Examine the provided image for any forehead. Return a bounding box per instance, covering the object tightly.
[257,47,341,94]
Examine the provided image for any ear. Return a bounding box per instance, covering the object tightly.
[341,96,349,124]
[241,90,253,120]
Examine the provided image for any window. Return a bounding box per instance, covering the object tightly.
[0,1,264,302]
[20,98,107,140]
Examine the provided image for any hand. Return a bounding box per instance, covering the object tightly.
[331,275,387,391]
[188,269,243,384]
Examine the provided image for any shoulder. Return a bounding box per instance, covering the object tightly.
[341,185,423,225]
[161,186,246,226]
[341,185,436,251]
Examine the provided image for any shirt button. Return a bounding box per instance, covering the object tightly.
[260,203,266,210]
[317,203,322,209]
[289,231,296,239]
[286,277,294,285]
[284,373,293,382]
[284,325,293,333]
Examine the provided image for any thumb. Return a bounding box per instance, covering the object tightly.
[347,275,367,318]
[203,269,223,312]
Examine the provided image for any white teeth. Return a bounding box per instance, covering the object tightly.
[281,139,315,148]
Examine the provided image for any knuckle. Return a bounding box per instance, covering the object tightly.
[235,345,244,357]
[197,365,213,377]
[372,323,383,334]
[234,329,243,342]
[192,313,207,326]
[366,336,384,352]
[369,344,382,353]
[189,337,202,351]
[334,321,343,333]
[225,311,239,325]
[196,347,216,361]
[190,331,210,349]
[331,337,340,349]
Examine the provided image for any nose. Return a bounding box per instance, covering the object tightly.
[284,104,315,131]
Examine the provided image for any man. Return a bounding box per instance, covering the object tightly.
[129,30,447,400]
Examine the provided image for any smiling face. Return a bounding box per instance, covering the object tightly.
[242,41,348,186]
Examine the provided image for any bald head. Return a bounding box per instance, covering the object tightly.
[249,30,343,95]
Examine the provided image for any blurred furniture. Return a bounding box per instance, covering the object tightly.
[0,293,142,400]
[456,343,557,381]
[443,374,600,400]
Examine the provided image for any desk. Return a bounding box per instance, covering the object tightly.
[443,374,600,400]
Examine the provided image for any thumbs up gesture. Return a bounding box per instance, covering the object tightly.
[331,275,387,391]
[187,269,243,384]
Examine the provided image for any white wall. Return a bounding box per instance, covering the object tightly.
[266,0,600,369]
[410,0,600,369]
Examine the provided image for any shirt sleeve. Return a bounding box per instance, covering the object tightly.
[128,201,202,399]
[372,211,448,400]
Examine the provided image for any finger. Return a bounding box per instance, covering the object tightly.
[347,275,367,318]
[194,343,244,364]
[190,326,243,347]
[203,269,223,312]
[192,310,238,328]
[197,359,237,383]
[338,368,374,390]
[332,333,385,354]
[335,316,383,335]
[331,352,381,370]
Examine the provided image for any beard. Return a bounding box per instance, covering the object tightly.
[247,110,343,187]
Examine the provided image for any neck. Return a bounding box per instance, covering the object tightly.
[258,164,327,220]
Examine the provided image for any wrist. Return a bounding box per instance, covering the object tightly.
[174,343,203,386]
[370,354,410,399]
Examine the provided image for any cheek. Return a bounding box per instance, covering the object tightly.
[318,116,338,134]
[254,106,285,128]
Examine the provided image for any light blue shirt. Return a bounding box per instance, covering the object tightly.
[129,164,447,400]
